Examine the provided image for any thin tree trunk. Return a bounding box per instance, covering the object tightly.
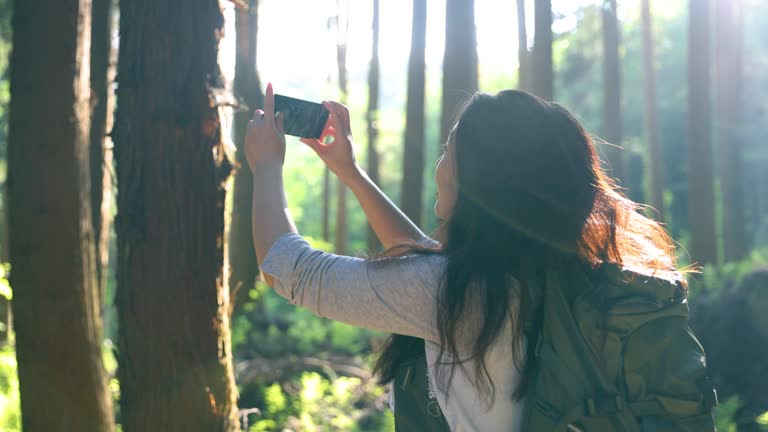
[335,0,349,254]
[516,0,530,91]
[531,0,553,101]
[90,0,116,315]
[323,168,331,241]
[113,0,240,430]
[231,0,264,314]
[641,0,664,220]
[602,0,624,182]
[8,0,114,429]
[401,0,427,228]
[715,0,747,262]
[0,1,10,348]
[687,0,718,265]
[441,0,478,144]
[0,184,8,346]
[366,0,382,252]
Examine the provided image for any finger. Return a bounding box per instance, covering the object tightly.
[321,102,339,138]
[252,109,265,121]
[321,106,335,132]
[264,82,275,120]
[322,102,342,134]
[325,101,350,134]
[319,117,335,139]
[322,101,335,124]
[326,101,350,125]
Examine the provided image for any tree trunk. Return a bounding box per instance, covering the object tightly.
[335,0,349,254]
[401,0,427,228]
[323,168,331,242]
[90,0,116,316]
[231,0,264,315]
[441,0,478,143]
[602,0,624,183]
[687,0,718,265]
[641,0,664,221]
[516,0,530,92]
[0,2,12,347]
[715,0,747,262]
[0,182,9,346]
[531,0,553,101]
[8,0,115,430]
[113,0,240,430]
[366,0,382,252]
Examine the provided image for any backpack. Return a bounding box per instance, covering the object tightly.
[522,263,718,431]
[392,263,718,431]
[392,339,451,432]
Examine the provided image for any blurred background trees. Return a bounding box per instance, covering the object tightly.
[0,0,767,430]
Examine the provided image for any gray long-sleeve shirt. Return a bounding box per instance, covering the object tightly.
[260,232,525,431]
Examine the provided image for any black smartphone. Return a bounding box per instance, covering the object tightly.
[274,94,330,139]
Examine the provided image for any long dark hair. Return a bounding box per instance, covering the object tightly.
[372,90,686,405]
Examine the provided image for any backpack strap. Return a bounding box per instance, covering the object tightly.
[598,263,685,304]
[392,339,451,432]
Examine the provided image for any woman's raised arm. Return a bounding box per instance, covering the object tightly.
[301,101,434,250]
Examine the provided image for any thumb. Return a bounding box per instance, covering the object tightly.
[275,111,285,132]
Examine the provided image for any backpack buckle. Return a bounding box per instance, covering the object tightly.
[585,394,625,416]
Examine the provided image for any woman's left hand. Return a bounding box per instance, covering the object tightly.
[245,83,286,170]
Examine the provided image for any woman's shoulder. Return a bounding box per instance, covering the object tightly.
[395,250,447,292]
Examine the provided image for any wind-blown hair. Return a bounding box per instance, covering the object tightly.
[373,90,686,404]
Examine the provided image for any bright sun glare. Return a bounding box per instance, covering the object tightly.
[219,0,684,99]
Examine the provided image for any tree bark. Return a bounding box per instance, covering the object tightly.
[90,0,116,316]
[401,0,427,228]
[687,0,718,265]
[113,0,240,430]
[602,0,624,183]
[715,0,747,262]
[366,0,382,252]
[531,0,553,101]
[641,0,664,221]
[516,0,530,92]
[8,0,115,429]
[231,0,263,315]
[441,0,478,144]
[335,0,349,254]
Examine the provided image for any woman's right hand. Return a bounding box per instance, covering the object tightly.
[300,101,361,181]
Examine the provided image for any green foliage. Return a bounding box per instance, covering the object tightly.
[758,411,768,429]
[0,264,10,301]
[690,247,768,296]
[714,395,742,432]
[0,345,20,431]
[248,372,392,432]
[0,260,17,430]
[711,395,768,432]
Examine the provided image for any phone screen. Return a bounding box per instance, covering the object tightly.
[274,94,330,139]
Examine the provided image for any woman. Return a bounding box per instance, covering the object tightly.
[246,84,704,431]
